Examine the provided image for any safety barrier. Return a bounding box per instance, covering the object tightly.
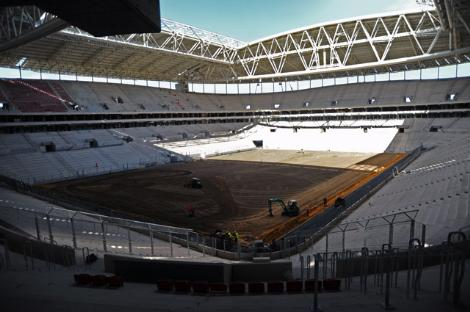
[155,278,340,295]
[0,224,76,267]
[298,230,469,310]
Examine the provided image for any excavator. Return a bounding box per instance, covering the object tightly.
[184,177,202,189]
[268,198,300,217]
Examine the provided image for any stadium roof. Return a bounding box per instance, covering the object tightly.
[0,2,469,83]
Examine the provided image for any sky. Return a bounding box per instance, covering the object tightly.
[160,0,426,42]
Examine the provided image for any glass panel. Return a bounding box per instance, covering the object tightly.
[160,81,171,89]
[310,79,322,88]
[192,83,203,93]
[262,82,274,93]
[273,81,284,92]
[0,66,21,78]
[420,67,438,79]
[108,78,120,84]
[226,83,238,94]
[286,81,297,91]
[323,78,335,86]
[404,70,419,80]
[249,83,259,94]
[93,77,106,83]
[457,62,470,77]
[20,69,41,79]
[347,76,358,84]
[60,74,76,81]
[76,75,92,82]
[238,83,249,93]
[215,84,226,94]
[364,74,375,82]
[375,73,389,82]
[42,71,60,80]
[297,80,310,90]
[438,65,457,79]
[122,79,134,85]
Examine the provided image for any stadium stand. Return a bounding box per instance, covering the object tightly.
[2,80,67,112]
[0,122,251,183]
[1,78,469,113]
[299,117,470,254]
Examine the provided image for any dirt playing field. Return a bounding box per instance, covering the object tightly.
[42,150,402,240]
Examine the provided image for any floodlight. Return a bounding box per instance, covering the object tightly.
[446,93,457,101]
[15,57,27,67]
[274,103,280,109]
[404,96,413,103]
[245,104,251,110]
[304,101,310,108]
[368,97,376,104]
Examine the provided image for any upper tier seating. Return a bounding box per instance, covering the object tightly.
[1,78,469,113]
[1,80,67,112]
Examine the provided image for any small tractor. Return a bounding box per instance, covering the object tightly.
[185,177,202,189]
[268,197,300,217]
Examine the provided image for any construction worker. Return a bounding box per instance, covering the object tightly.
[233,231,240,242]
[185,204,195,217]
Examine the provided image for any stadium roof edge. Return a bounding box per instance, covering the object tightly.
[2,4,470,82]
[245,7,436,46]
[160,18,246,48]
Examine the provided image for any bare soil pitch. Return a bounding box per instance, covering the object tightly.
[43,152,400,239]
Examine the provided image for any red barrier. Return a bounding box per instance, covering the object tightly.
[323,279,341,292]
[267,281,284,293]
[91,275,108,287]
[304,279,323,293]
[248,282,265,294]
[74,274,93,286]
[107,275,124,288]
[157,280,173,292]
[192,281,209,294]
[209,283,227,294]
[229,282,246,295]
[285,280,303,293]
[174,280,191,293]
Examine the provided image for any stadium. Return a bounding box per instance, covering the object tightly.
[0,0,469,311]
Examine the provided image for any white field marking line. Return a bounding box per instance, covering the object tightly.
[402,159,458,174]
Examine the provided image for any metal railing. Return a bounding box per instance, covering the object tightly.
[299,231,469,310]
[0,199,198,259]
